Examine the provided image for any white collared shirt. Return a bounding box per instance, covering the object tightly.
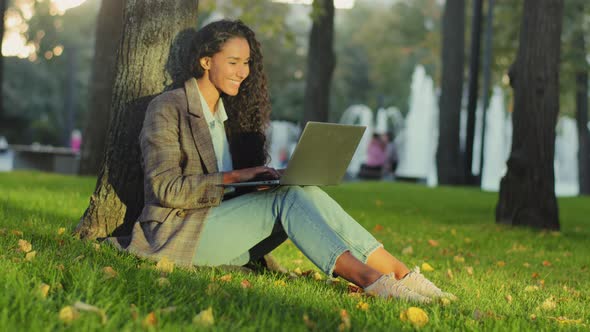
[196,86,233,172]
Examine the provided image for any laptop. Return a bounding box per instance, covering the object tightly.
[225,122,366,187]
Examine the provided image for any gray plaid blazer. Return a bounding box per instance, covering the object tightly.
[109,78,225,266]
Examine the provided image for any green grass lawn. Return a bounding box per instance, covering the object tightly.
[1,171,589,331]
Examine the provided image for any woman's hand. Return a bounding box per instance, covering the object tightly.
[223,166,280,184]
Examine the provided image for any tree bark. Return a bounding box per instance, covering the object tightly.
[78,0,124,175]
[302,0,335,125]
[574,31,590,195]
[0,0,6,121]
[496,0,563,230]
[75,0,199,240]
[464,0,483,184]
[436,0,465,185]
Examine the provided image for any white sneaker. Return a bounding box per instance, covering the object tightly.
[399,267,457,300]
[364,274,431,303]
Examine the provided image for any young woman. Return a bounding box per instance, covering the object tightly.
[119,19,454,303]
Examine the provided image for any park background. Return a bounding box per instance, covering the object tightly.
[1,0,589,330]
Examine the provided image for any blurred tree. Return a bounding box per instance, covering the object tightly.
[437,0,465,185]
[332,0,441,120]
[2,0,97,144]
[78,0,124,176]
[75,0,199,240]
[302,0,335,125]
[496,0,563,230]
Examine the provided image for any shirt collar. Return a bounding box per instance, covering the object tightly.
[196,83,228,125]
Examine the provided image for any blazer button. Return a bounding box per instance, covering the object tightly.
[176,210,186,217]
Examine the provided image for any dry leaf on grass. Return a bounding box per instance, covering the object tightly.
[541,296,557,311]
[465,266,474,276]
[400,307,429,328]
[38,283,50,298]
[59,306,80,323]
[454,255,465,263]
[240,279,252,289]
[428,239,439,247]
[313,272,324,281]
[549,316,584,325]
[356,301,369,311]
[155,257,174,273]
[505,294,513,303]
[102,266,118,279]
[193,307,214,327]
[524,285,539,292]
[57,227,66,235]
[421,262,434,272]
[338,309,351,331]
[142,312,157,328]
[293,267,303,276]
[373,224,384,232]
[25,251,37,261]
[12,230,24,237]
[18,239,32,253]
[274,280,287,287]
[542,260,552,267]
[496,261,506,267]
[219,274,232,282]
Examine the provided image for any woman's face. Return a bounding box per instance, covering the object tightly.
[201,37,251,96]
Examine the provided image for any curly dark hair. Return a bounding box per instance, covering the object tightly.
[189,19,270,169]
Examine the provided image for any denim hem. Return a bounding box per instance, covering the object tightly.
[360,242,384,264]
[325,246,349,277]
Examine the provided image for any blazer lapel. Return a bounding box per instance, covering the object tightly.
[184,78,218,173]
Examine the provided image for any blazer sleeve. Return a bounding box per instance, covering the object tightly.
[140,96,224,209]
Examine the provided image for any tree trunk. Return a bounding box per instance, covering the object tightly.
[436,0,465,185]
[78,0,124,175]
[0,0,6,120]
[302,0,335,125]
[75,0,199,240]
[464,0,483,184]
[496,0,563,230]
[574,31,590,195]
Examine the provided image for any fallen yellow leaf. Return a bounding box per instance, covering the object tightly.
[421,262,434,272]
[313,272,324,281]
[219,274,232,282]
[356,301,369,311]
[524,285,539,292]
[57,227,66,235]
[39,283,50,298]
[240,279,252,289]
[25,251,37,261]
[496,261,506,267]
[193,307,214,327]
[541,297,557,311]
[466,266,474,276]
[142,312,157,328]
[155,256,174,273]
[338,309,351,331]
[400,307,429,328]
[454,255,465,263]
[274,280,287,287]
[428,239,439,247]
[11,230,23,236]
[102,266,118,279]
[59,306,79,323]
[18,239,32,253]
[505,294,513,303]
[293,267,303,275]
[446,269,454,279]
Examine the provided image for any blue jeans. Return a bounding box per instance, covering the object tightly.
[193,186,382,276]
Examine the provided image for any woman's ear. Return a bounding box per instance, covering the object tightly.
[200,57,211,71]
